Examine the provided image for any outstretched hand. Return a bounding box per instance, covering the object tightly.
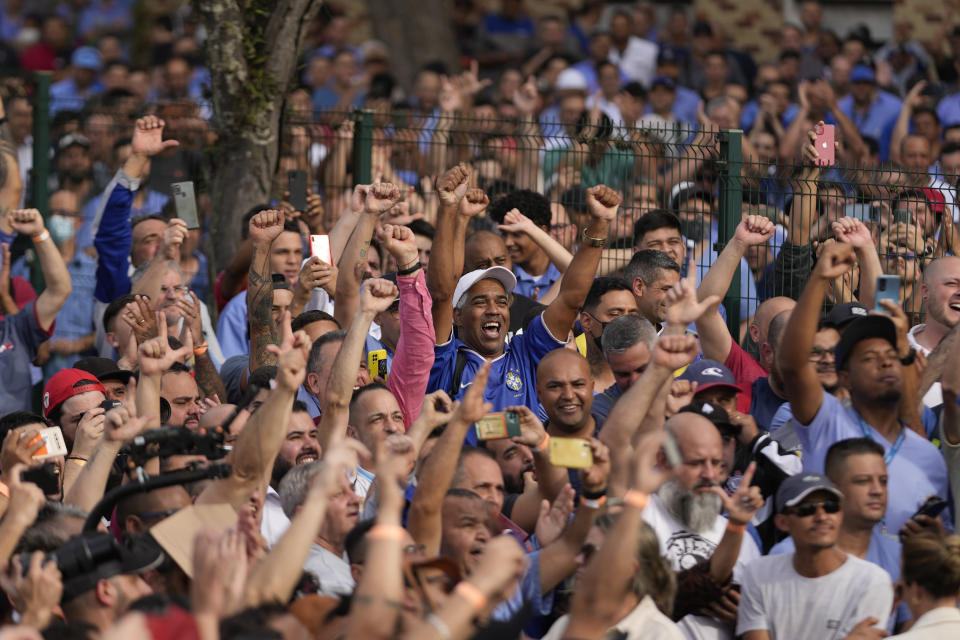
[131,115,179,157]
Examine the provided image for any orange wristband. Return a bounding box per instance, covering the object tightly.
[455,581,488,612]
[367,524,406,541]
[535,434,550,452]
[31,230,50,244]
[726,522,747,534]
[623,490,648,510]
[193,343,209,356]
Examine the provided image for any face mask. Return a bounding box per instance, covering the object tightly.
[48,215,76,244]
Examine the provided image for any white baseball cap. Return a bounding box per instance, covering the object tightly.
[555,68,588,92]
[454,267,517,309]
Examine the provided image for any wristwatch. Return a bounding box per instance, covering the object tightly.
[581,227,607,248]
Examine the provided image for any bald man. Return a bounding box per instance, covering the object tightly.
[536,349,598,441]
[643,412,761,633]
[909,256,960,406]
[464,230,542,334]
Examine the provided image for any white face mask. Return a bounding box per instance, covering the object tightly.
[48,215,76,244]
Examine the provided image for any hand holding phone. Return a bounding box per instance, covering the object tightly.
[813,123,835,167]
[288,170,308,212]
[171,181,200,229]
[874,275,901,313]
[310,234,332,265]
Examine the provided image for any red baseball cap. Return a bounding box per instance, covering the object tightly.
[42,368,107,418]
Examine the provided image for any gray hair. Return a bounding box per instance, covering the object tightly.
[307,330,346,375]
[622,249,680,288]
[602,315,657,356]
[278,460,325,518]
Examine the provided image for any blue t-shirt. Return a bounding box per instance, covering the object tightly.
[427,313,565,445]
[217,291,249,360]
[751,377,785,431]
[591,382,623,433]
[490,549,553,636]
[0,302,52,414]
[795,391,948,533]
[513,262,562,301]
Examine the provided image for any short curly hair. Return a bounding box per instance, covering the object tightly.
[487,189,552,228]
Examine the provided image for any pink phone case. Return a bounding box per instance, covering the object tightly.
[814,123,835,166]
[310,235,332,265]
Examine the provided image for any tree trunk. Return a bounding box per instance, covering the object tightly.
[195,0,321,273]
[365,0,461,88]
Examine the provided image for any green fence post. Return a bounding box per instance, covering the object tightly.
[352,109,373,185]
[29,72,51,293]
[717,129,743,337]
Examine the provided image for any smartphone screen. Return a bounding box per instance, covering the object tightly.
[171,181,200,229]
[874,275,901,313]
[288,170,308,211]
[310,235,332,265]
[814,123,835,167]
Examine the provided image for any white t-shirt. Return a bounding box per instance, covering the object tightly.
[304,543,355,597]
[907,324,941,408]
[643,492,761,640]
[543,596,683,640]
[736,552,893,640]
[260,485,291,548]
[642,492,760,576]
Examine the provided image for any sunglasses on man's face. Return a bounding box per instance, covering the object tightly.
[786,499,841,518]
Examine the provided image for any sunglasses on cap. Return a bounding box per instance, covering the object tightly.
[785,499,841,517]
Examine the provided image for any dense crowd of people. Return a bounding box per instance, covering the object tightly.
[2,1,960,639]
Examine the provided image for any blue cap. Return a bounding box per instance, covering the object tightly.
[650,75,676,90]
[850,65,876,84]
[678,359,738,393]
[776,473,843,513]
[71,46,102,71]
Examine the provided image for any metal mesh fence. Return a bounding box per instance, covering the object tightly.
[290,108,952,331]
[26,94,952,333]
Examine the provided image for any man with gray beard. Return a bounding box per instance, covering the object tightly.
[641,410,761,639]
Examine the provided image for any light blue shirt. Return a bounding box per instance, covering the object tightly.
[513,262,562,300]
[838,90,903,161]
[794,390,948,533]
[217,291,249,360]
[937,92,960,127]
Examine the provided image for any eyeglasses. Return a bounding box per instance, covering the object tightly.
[786,499,841,517]
[883,252,916,262]
[160,285,188,295]
[808,346,836,361]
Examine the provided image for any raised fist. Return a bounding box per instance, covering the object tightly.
[364,182,401,214]
[586,185,621,221]
[459,188,489,218]
[437,163,470,206]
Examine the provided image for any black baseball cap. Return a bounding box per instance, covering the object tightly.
[679,399,740,437]
[775,473,843,514]
[825,302,869,330]
[73,356,134,385]
[60,534,164,602]
[833,315,897,371]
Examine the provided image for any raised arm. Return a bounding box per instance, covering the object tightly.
[407,363,491,556]
[245,439,364,606]
[319,278,398,452]
[0,98,22,211]
[779,242,857,424]
[695,216,774,361]
[941,330,960,446]
[890,82,926,167]
[344,448,407,640]
[10,210,70,331]
[831,217,882,310]
[788,128,822,246]
[537,438,609,593]
[427,164,473,342]
[333,182,400,327]
[496,208,573,272]
[563,431,670,640]
[246,209,284,370]
[542,186,618,339]
[600,334,700,496]
[197,319,310,512]
[377,223,436,427]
